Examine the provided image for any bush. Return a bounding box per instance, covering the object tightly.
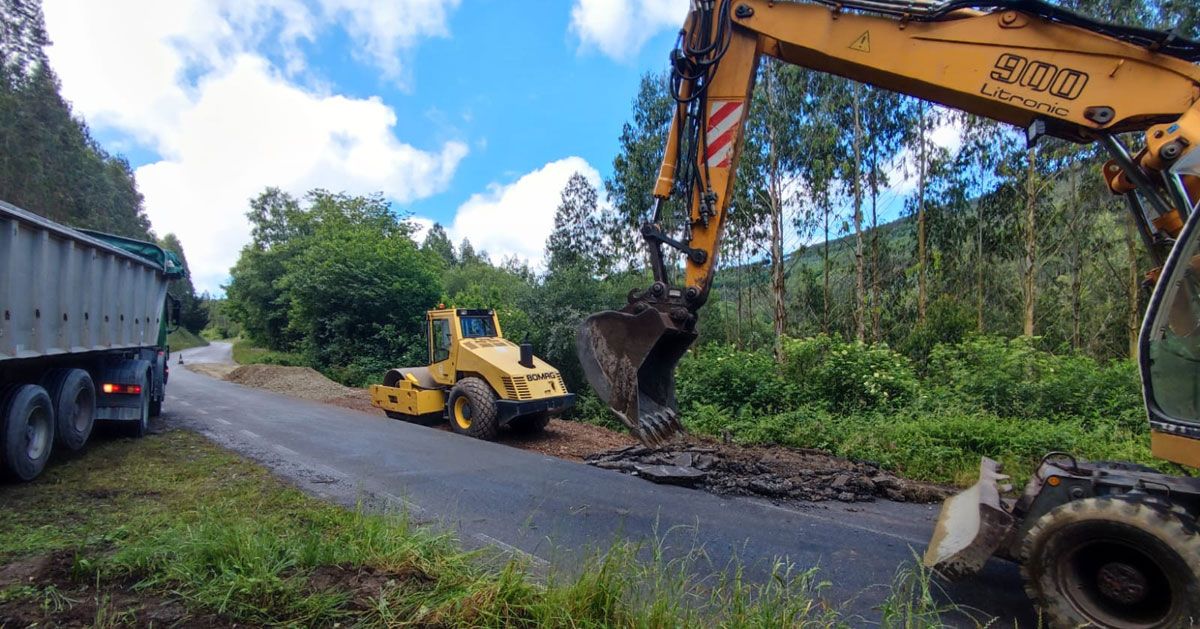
[900,296,975,368]
[232,340,307,367]
[676,344,798,413]
[781,335,917,412]
[927,335,1142,424]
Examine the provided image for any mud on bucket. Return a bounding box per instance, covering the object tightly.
[576,308,697,446]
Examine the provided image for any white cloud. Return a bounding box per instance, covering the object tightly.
[318,0,460,82]
[570,0,687,61]
[42,0,464,293]
[449,157,602,267]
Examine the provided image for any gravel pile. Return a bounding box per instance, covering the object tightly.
[225,365,355,402]
[586,441,951,504]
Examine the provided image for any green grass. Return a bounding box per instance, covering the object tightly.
[681,402,1169,487]
[166,328,208,351]
[230,339,307,367]
[0,429,970,627]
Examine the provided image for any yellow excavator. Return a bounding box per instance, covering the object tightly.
[577,1,1200,626]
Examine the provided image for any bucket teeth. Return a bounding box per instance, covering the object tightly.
[576,307,696,447]
[636,409,682,448]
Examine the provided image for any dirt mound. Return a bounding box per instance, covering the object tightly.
[225,364,355,402]
[496,419,638,461]
[186,362,238,379]
[586,440,951,504]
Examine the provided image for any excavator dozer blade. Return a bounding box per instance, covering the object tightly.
[923,457,1016,578]
[577,308,696,446]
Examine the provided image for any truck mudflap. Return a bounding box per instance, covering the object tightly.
[923,457,1015,578]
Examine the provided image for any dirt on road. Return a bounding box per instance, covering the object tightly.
[586,441,951,504]
[186,363,951,504]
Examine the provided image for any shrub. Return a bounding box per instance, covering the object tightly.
[781,335,917,412]
[676,345,798,413]
[900,296,975,368]
[928,335,1142,423]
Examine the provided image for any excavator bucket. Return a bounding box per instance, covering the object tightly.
[923,458,1016,578]
[577,308,696,446]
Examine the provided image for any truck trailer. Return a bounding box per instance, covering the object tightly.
[0,200,185,481]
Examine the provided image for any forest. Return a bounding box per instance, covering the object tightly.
[0,0,208,336]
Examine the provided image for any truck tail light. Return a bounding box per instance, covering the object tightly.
[102,383,142,395]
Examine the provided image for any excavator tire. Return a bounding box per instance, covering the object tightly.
[1019,497,1200,628]
[447,377,498,441]
[508,412,551,435]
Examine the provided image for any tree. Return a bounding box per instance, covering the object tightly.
[0,0,49,80]
[604,72,674,263]
[421,223,456,266]
[546,172,604,273]
[0,2,154,240]
[459,238,482,265]
[158,233,208,333]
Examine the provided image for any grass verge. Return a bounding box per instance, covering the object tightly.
[0,428,968,627]
[230,339,306,367]
[165,328,208,352]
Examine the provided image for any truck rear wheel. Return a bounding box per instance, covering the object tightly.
[1020,497,1200,628]
[1,384,56,481]
[43,368,96,452]
[447,377,498,440]
[129,371,152,438]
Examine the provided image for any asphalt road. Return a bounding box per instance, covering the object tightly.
[170,342,1034,625]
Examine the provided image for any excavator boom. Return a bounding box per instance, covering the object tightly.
[579,0,1200,446]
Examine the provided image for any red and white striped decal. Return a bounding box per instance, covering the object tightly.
[705,99,745,169]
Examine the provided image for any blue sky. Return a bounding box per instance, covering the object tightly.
[42,0,691,293]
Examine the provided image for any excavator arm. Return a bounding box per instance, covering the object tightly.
[578,0,1200,446]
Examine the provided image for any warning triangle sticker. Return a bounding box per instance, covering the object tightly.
[849,31,871,53]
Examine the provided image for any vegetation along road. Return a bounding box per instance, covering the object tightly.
[173,343,1032,625]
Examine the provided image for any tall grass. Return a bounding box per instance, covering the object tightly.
[0,429,972,627]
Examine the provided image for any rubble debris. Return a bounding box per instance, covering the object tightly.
[585,440,951,504]
[632,464,707,486]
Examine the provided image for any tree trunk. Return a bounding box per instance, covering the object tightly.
[976,202,985,332]
[1069,173,1082,350]
[869,149,881,342]
[852,84,866,343]
[736,248,744,349]
[1022,147,1038,338]
[916,101,928,324]
[823,203,830,335]
[1126,216,1141,358]
[767,64,787,360]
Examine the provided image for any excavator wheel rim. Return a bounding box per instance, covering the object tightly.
[1019,497,1200,629]
[452,396,472,430]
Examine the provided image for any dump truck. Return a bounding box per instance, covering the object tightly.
[577,1,1200,625]
[370,307,575,440]
[1,200,185,482]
